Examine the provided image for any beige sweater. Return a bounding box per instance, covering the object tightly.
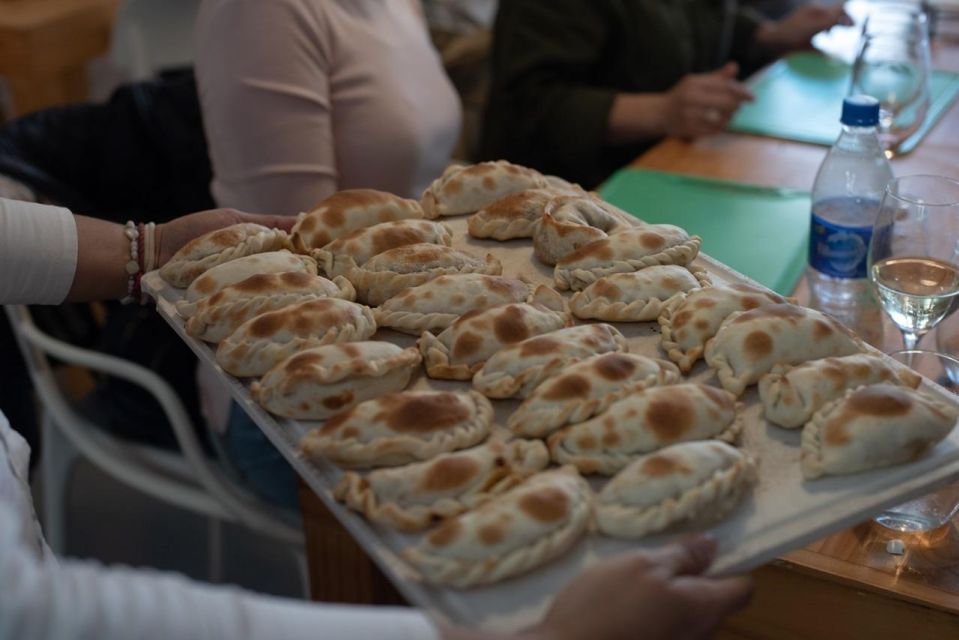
[195,0,462,214]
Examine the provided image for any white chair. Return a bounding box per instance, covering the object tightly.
[4,304,308,593]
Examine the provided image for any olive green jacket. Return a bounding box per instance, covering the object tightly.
[479,0,764,188]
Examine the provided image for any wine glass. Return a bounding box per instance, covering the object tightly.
[849,4,932,155]
[874,349,959,533]
[936,300,959,385]
[868,175,959,350]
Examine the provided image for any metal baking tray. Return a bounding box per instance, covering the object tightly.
[143,216,959,632]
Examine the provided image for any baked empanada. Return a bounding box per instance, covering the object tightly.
[216,298,376,377]
[251,341,422,420]
[374,274,533,335]
[658,283,789,373]
[548,383,742,475]
[472,323,628,399]
[181,250,317,305]
[185,272,356,343]
[403,466,592,588]
[291,189,424,252]
[418,286,571,380]
[760,354,921,429]
[569,265,711,322]
[508,353,681,438]
[467,188,579,240]
[421,160,550,217]
[301,390,494,468]
[348,243,503,306]
[704,304,863,397]
[333,438,549,530]
[801,384,957,480]
[533,196,634,266]
[312,219,453,278]
[596,441,756,539]
[159,223,291,288]
[554,225,701,291]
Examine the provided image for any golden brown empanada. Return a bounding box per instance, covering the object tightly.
[216,298,376,377]
[472,323,628,399]
[553,224,701,291]
[185,271,356,343]
[251,341,421,420]
[181,250,317,306]
[348,243,502,305]
[596,441,756,539]
[291,189,424,252]
[418,286,571,380]
[467,187,580,240]
[159,223,291,288]
[759,353,921,429]
[533,196,634,266]
[569,265,710,322]
[333,438,549,530]
[801,384,958,480]
[508,353,681,438]
[658,283,789,373]
[548,383,742,475]
[403,466,592,588]
[374,274,533,335]
[312,219,453,278]
[301,390,494,468]
[704,304,863,396]
[421,160,550,217]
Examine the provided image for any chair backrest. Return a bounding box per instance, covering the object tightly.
[4,304,302,545]
[110,0,201,80]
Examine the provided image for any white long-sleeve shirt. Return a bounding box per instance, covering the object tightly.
[0,198,439,640]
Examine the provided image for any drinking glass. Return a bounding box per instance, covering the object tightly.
[868,175,959,350]
[936,301,959,386]
[849,4,932,154]
[873,349,959,533]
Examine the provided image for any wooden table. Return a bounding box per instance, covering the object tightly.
[633,36,959,640]
[0,0,120,119]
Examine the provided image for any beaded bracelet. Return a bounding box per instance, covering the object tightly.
[139,222,157,304]
[120,221,140,305]
[120,221,159,305]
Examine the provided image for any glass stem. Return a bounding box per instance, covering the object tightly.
[902,330,923,350]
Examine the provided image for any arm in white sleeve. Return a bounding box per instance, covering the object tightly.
[0,417,439,640]
[195,0,338,214]
[0,510,439,640]
[0,198,78,305]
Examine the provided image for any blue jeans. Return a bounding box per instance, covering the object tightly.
[216,403,299,512]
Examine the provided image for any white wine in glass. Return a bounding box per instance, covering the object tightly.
[868,176,959,350]
[872,257,959,340]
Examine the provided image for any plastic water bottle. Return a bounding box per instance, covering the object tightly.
[807,95,894,307]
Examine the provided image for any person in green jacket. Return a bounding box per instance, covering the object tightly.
[479,1,850,188]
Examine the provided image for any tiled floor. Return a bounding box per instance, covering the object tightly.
[36,457,304,599]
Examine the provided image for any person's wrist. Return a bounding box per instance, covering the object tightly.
[754,20,785,55]
[754,20,800,56]
[646,93,672,138]
[154,222,170,267]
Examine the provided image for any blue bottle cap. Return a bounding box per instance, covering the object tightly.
[841,95,880,127]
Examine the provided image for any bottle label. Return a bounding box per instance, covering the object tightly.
[809,213,872,279]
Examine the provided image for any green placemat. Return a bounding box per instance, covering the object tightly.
[730,52,959,154]
[599,169,810,295]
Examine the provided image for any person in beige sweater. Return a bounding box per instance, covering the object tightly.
[195,0,463,216]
